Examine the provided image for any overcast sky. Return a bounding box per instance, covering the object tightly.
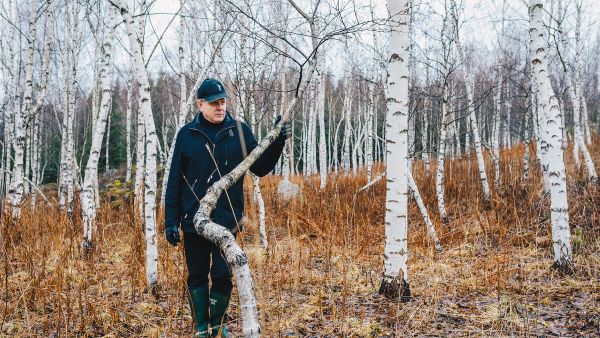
[0,0,598,103]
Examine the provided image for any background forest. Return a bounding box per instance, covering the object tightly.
[0,0,599,336]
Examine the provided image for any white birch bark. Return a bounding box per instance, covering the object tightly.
[533,86,550,192]
[351,112,359,174]
[280,64,292,181]
[422,98,430,173]
[341,85,352,172]
[58,88,68,209]
[318,71,327,189]
[30,116,39,208]
[408,162,441,252]
[523,101,531,180]
[374,96,381,165]
[28,2,52,207]
[492,79,502,189]
[333,113,343,172]
[250,92,268,250]
[4,7,18,196]
[529,0,573,270]
[366,86,374,182]
[7,0,37,219]
[301,104,308,175]
[64,2,81,216]
[125,85,133,182]
[160,4,186,207]
[556,4,597,181]
[81,8,117,249]
[134,100,146,221]
[119,0,159,287]
[307,85,316,175]
[105,100,112,174]
[435,87,449,224]
[379,0,411,301]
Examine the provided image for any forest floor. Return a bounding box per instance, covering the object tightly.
[1,142,600,337]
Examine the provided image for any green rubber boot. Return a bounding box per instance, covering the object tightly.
[209,290,232,337]
[188,286,210,337]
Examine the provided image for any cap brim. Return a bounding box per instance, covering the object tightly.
[204,93,230,102]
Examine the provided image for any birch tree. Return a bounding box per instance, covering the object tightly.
[450,0,491,204]
[318,70,327,189]
[529,0,573,271]
[379,0,411,301]
[556,1,596,181]
[81,7,117,250]
[117,0,159,287]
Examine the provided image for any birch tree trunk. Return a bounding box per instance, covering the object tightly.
[64,2,81,216]
[366,85,374,182]
[81,8,117,249]
[435,86,449,224]
[125,86,133,182]
[341,85,352,172]
[7,0,37,219]
[492,79,502,189]
[379,0,411,301]
[318,71,327,189]
[422,98,430,173]
[529,0,573,271]
[408,162,441,252]
[160,4,186,207]
[119,0,159,287]
[556,4,597,181]
[250,92,268,250]
[105,100,112,174]
[523,102,531,180]
[135,103,146,222]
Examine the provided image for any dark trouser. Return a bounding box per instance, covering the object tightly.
[183,231,233,294]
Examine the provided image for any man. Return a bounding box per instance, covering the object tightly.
[164,78,291,337]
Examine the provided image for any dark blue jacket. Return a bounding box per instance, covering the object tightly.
[164,111,285,234]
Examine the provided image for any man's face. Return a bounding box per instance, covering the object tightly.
[198,98,226,123]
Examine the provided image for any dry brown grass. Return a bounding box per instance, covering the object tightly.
[1,140,599,337]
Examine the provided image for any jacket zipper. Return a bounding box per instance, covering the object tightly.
[189,125,235,148]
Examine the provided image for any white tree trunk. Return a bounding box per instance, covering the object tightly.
[422,98,430,174]
[120,0,159,287]
[125,86,133,182]
[556,6,597,181]
[161,5,186,207]
[366,86,374,182]
[492,79,502,189]
[408,162,441,252]
[105,99,112,174]
[250,92,268,250]
[135,101,146,221]
[341,85,352,172]
[523,106,531,180]
[435,87,449,224]
[305,87,314,176]
[318,71,327,189]
[8,0,37,219]
[81,8,117,249]
[379,0,411,301]
[529,0,572,271]
[63,3,81,216]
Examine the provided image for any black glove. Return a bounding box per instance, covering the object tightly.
[274,115,292,140]
[166,227,180,246]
